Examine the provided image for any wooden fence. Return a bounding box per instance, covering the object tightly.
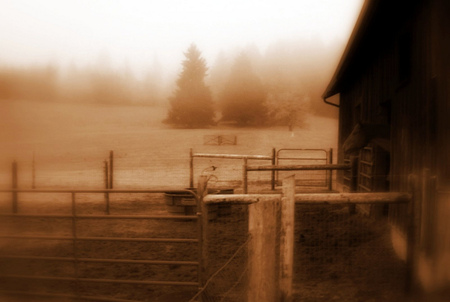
[200,175,416,302]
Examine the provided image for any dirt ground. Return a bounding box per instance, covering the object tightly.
[0,190,412,302]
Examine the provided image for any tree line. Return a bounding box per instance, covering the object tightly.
[0,63,164,105]
[166,39,342,128]
[0,37,343,127]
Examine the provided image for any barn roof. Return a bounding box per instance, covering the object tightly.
[322,0,420,102]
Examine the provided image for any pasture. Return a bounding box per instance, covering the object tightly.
[0,100,338,189]
[0,100,407,301]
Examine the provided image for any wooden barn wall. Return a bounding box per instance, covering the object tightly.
[336,0,450,288]
[337,2,438,233]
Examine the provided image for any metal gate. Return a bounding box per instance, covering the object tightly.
[275,148,332,188]
[0,188,203,302]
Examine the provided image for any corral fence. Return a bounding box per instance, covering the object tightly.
[196,174,417,302]
[0,188,204,302]
[275,148,332,189]
[189,148,333,192]
[1,160,422,302]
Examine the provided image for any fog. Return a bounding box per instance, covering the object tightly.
[0,0,363,93]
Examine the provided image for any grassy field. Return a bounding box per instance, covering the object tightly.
[0,99,338,189]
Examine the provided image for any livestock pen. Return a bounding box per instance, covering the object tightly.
[0,173,418,302]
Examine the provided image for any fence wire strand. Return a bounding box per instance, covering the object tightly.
[189,236,251,302]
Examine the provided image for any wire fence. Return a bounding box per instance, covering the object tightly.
[293,203,407,301]
[188,236,250,302]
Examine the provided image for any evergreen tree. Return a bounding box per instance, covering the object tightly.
[165,44,215,128]
[220,53,267,126]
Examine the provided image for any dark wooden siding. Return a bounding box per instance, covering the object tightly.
[336,1,449,232]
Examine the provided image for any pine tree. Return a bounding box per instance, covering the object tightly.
[165,44,215,128]
[220,53,267,126]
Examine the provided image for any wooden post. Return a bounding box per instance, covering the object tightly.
[104,160,110,215]
[109,150,114,189]
[348,156,358,214]
[12,161,18,213]
[279,176,295,302]
[406,174,420,294]
[190,148,194,188]
[328,148,333,191]
[248,193,279,302]
[197,175,208,301]
[271,148,276,191]
[243,157,248,194]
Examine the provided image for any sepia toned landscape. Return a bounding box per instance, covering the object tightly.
[2,0,450,301]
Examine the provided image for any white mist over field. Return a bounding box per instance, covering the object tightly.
[0,0,363,78]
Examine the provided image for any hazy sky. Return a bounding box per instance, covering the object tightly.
[0,0,364,78]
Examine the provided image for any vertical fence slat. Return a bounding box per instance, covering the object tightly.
[279,176,295,302]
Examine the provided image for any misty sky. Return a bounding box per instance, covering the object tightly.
[0,0,364,78]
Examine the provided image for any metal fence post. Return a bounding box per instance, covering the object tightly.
[12,161,18,213]
[197,175,208,302]
[71,192,80,298]
[271,148,276,190]
[328,148,333,191]
[349,156,358,214]
[190,148,194,188]
[243,158,248,194]
[104,160,110,214]
[109,150,114,189]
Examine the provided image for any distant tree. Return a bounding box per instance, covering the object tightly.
[220,53,267,126]
[165,44,215,128]
[266,92,311,130]
[208,51,230,103]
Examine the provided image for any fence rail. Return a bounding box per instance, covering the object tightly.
[243,163,352,193]
[189,148,276,189]
[275,148,332,189]
[0,188,204,302]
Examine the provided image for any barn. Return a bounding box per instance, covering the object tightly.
[322,0,450,293]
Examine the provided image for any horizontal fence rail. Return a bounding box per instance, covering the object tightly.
[246,164,351,171]
[275,148,332,189]
[0,188,203,302]
[243,163,352,193]
[189,148,276,189]
[203,192,412,205]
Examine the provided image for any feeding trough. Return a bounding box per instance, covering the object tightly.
[164,188,234,219]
